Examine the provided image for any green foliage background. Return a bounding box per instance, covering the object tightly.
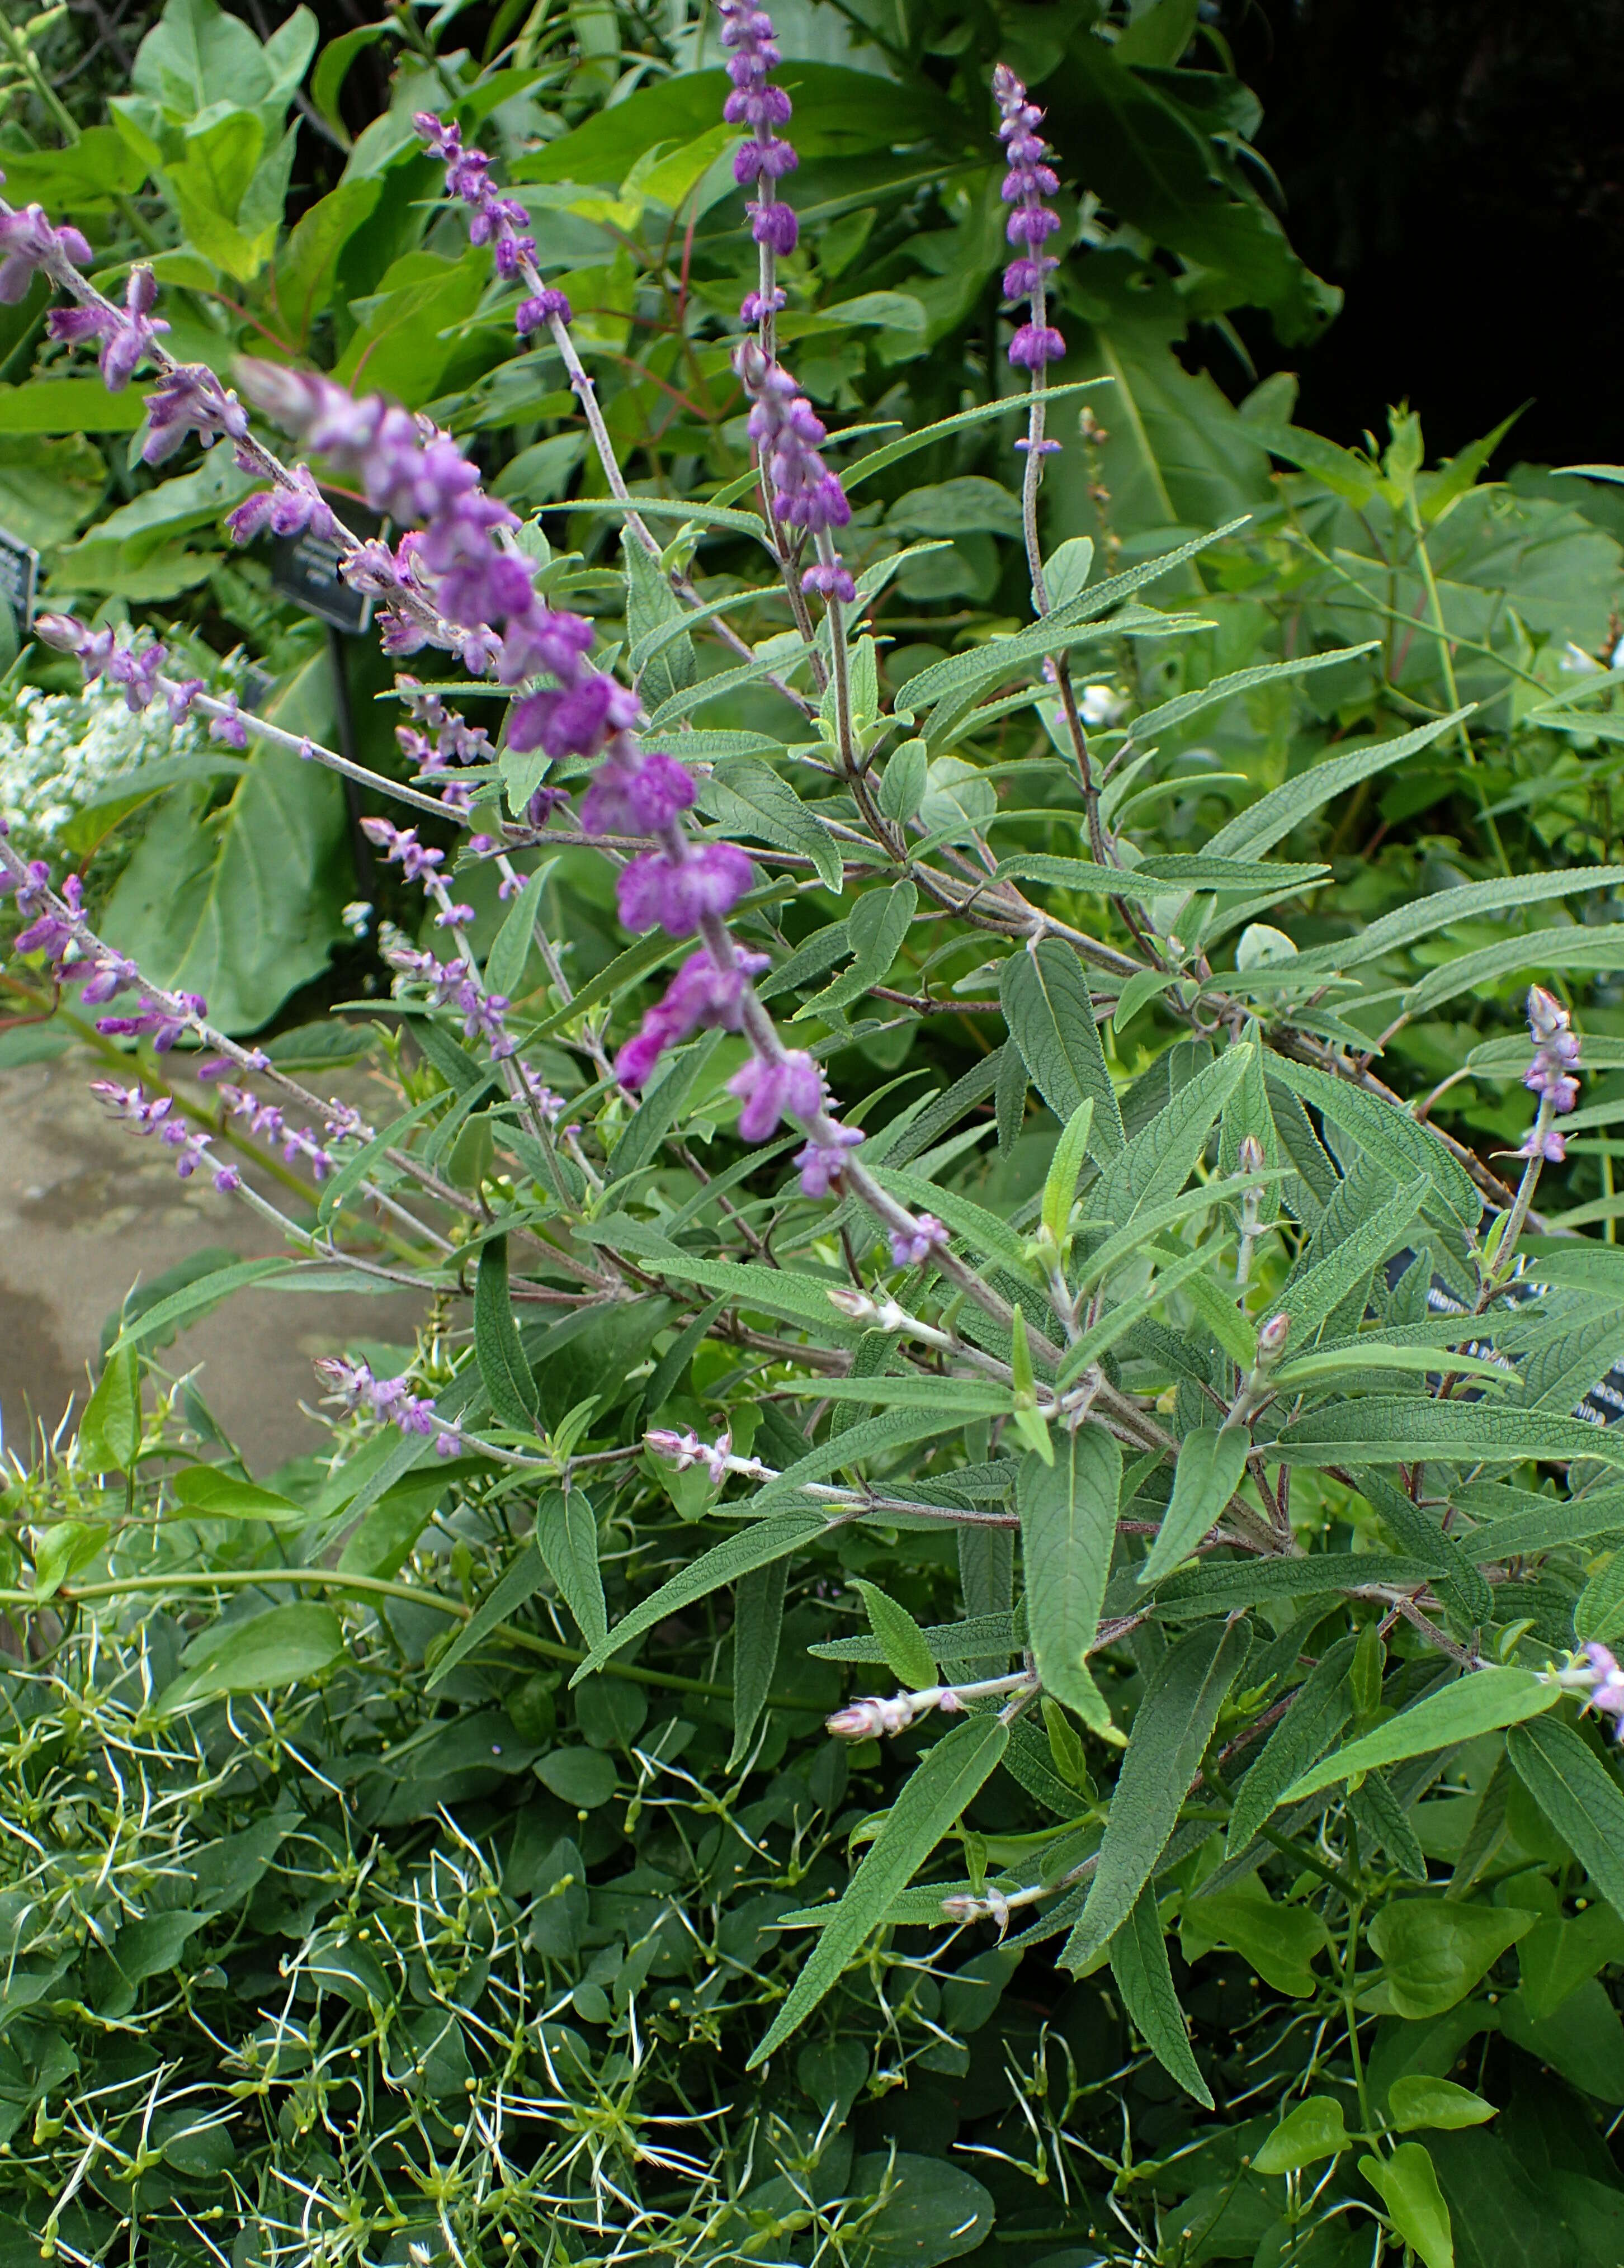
[5,6,1624,2268]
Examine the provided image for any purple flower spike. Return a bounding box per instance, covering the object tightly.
[613,944,771,1089]
[0,203,91,302]
[890,1213,950,1268]
[47,263,169,391]
[735,341,851,533]
[516,288,572,334]
[992,65,1066,374]
[141,365,248,465]
[795,1124,863,1196]
[579,750,697,837]
[1516,984,1582,1161]
[414,114,537,303]
[616,842,754,937]
[729,1048,823,1141]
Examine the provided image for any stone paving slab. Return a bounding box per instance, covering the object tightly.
[0,1046,425,1475]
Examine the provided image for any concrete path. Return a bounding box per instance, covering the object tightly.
[0,1045,424,1476]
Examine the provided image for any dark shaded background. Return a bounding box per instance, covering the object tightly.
[1233,0,1624,460]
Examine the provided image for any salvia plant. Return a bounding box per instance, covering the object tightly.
[7,7,1624,2267]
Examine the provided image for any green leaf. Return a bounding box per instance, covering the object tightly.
[1000,941,1125,1157]
[1108,1888,1213,2108]
[844,2154,995,2266]
[1274,1177,1428,1348]
[695,755,844,893]
[484,864,550,1001]
[1181,1879,1331,1995]
[1282,1670,1558,1801]
[1273,1342,1511,1387]
[169,1468,303,1523]
[746,1713,1010,2067]
[1292,865,1624,975]
[79,1347,140,1473]
[896,598,1209,724]
[474,1237,540,1433]
[1276,1399,1624,1468]
[104,1257,299,1356]
[1157,1550,1442,1611]
[1206,711,1470,860]
[1021,1429,1121,1729]
[1094,1046,1252,1229]
[99,655,350,1033]
[1253,2096,1349,2174]
[174,1603,346,1698]
[1077,1166,1278,1294]
[1366,1902,1536,2021]
[854,1581,937,1691]
[1053,1245,1216,1391]
[1123,644,1378,745]
[1387,2077,1498,2133]
[1263,1051,1480,1228]
[1042,1099,1096,1246]
[0,378,153,434]
[426,1544,548,1693]
[624,531,696,711]
[535,1487,607,1654]
[573,1512,830,1685]
[1224,1634,1356,1854]
[1063,1617,1250,1970]
[728,1558,787,1770]
[1507,1715,1624,1923]
[1138,1425,1250,1587]
[32,1522,108,1603]
[608,1031,725,1182]
[867,1164,1032,1278]
[310,23,389,140]
[797,880,915,1015]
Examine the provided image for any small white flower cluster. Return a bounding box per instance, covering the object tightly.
[0,671,204,854]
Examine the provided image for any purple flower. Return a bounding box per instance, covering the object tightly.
[47,264,169,390]
[751,199,799,254]
[362,816,445,885]
[1515,1123,1568,1164]
[735,342,851,533]
[209,694,248,749]
[0,203,90,301]
[613,944,769,1088]
[890,1213,949,1268]
[728,1048,822,1140]
[579,750,697,837]
[616,842,754,937]
[1516,984,1582,1158]
[993,65,1066,372]
[508,673,641,760]
[414,114,546,324]
[795,1124,863,1196]
[141,365,248,465]
[802,559,855,602]
[516,288,572,334]
[497,604,595,686]
[89,1077,235,1190]
[720,0,797,209]
[226,465,337,546]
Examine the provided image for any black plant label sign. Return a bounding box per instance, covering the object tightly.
[0,527,38,639]
[271,493,381,635]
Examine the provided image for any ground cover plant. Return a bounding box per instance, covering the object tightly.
[5,5,1624,2267]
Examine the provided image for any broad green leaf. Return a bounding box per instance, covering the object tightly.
[535,1487,607,1654]
[1274,1178,1428,1348]
[1387,2077,1498,2133]
[1366,1901,1536,2021]
[1359,2143,1452,2268]
[855,1581,937,1691]
[474,1237,540,1432]
[700,757,843,893]
[1138,1426,1250,1587]
[1276,1398,1624,1468]
[1094,1047,1252,1230]
[1292,866,1624,975]
[1404,924,1624,1018]
[484,864,551,1001]
[1122,644,1378,745]
[1021,1429,1121,1728]
[1282,1669,1558,1801]
[426,1544,549,1691]
[1063,1618,1250,1970]
[1253,2097,1349,2174]
[797,881,916,1014]
[1507,1715,1624,1922]
[32,1522,108,1602]
[1206,711,1469,860]
[1000,942,1125,1157]
[1159,1551,1441,1612]
[1042,1099,1096,1246]
[174,1603,346,1698]
[1181,1879,1331,1995]
[1263,1051,1480,1227]
[747,1713,1009,2066]
[573,1512,830,1684]
[168,1469,303,1523]
[106,1257,292,1354]
[728,1558,787,1770]
[1108,1888,1213,2108]
[79,1348,140,1473]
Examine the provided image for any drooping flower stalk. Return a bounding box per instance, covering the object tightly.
[1484,985,1584,1298]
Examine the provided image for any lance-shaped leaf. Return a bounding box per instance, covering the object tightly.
[1276,1400,1624,1468]
[1225,1634,1357,1854]
[1158,1551,1442,1612]
[854,1581,937,1690]
[1206,711,1468,861]
[1000,941,1125,1157]
[1042,1098,1095,1248]
[535,1487,607,1653]
[1063,1617,1251,1972]
[1263,1051,1479,1227]
[729,1559,787,1770]
[1507,1714,1624,1922]
[1122,644,1378,746]
[474,1236,540,1431]
[1282,1669,1558,1801]
[1292,864,1624,976]
[1108,1887,1213,2108]
[1273,1178,1427,1348]
[571,1511,831,1685]
[427,1543,549,1692]
[1138,1426,1251,1589]
[747,1713,1010,2066]
[1094,1047,1252,1230]
[1021,1429,1121,1729]
[795,879,914,1012]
